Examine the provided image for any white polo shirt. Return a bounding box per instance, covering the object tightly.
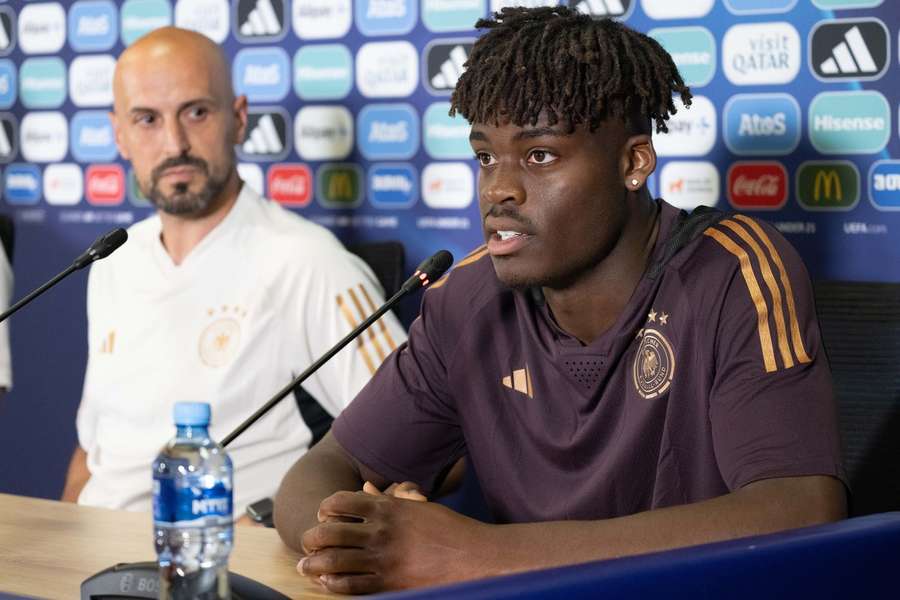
[76,185,406,514]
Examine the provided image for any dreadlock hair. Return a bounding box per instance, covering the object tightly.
[449,6,692,134]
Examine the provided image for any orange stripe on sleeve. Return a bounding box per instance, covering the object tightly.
[336,293,376,375]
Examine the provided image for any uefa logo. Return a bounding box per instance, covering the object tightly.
[653,95,716,157]
[294,105,354,161]
[727,161,787,210]
[293,44,353,101]
[4,164,41,206]
[69,0,118,52]
[0,60,16,110]
[424,39,474,96]
[293,0,352,40]
[44,163,84,206]
[643,0,713,19]
[19,3,66,55]
[724,0,797,14]
[368,163,417,209]
[423,102,471,160]
[659,161,720,211]
[422,0,485,33]
[86,164,125,206]
[723,22,801,86]
[421,162,474,209]
[648,27,716,88]
[20,57,66,109]
[21,111,68,163]
[69,55,115,108]
[808,90,890,155]
[356,41,419,98]
[0,113,17,164]
[121,0,172,46]
[0,7,16,57]
[357,103,419,161]
[233,47,290,103]
[809,19,889,83]
[267,163,312,207]
[355,0,417,37]
[71,111,118,163]
[234,0,287,43]
[175,0,230,43]
[239,107,290,162]
[723,93,801,156]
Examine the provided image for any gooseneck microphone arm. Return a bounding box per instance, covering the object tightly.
[221,249,453,448]
[0,228,128,324]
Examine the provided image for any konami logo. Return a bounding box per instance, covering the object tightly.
[727,161,787,210]
[267,163,311,207]
[86,164,124,205]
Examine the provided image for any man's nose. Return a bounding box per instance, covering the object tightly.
[161,119,190,156]
[480,163,525,207]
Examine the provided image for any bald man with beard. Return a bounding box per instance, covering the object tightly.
[61,28,405,519]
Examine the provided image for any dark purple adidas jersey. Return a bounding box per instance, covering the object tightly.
[334,200,845,524]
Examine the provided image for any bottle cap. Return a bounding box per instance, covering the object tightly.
[173,402,211,426]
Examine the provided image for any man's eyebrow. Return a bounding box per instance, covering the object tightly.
[513,126,569,141]
[469,130,489,142]
[126,98,216,117]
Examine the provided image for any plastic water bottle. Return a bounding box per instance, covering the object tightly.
[153,402,234,599]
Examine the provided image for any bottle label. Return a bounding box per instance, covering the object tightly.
[153,468,232,527]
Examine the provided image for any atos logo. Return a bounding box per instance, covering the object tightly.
[70,55,116,108]
[21,112,68,163]
[294,105,353,161]
[424,39,474,95]
[358,104,419,161]
[808,91,890,155]
[239,107,290,162]
[723,93,800,156]
[422,162,473,209]
[570,0,634,19]
[292,0,352,40]
[356,0,416,36]
[86,164,125,206]
[648,27,716,88]
[71,111,118,163]
[267,163,312,207]
[0,7,16,57]
[643,0,714,19]
[424,102,471,160]
[293,44,353,101]
[868,160,900,212]
[810,19,889,82]
[4,164,41,205]
[121,0,172,46]
[317,163,363,208]
[69,1,118,52]
[422,0,485,33]
[20,57,67,109]
[234,0,287,43]
[653,95,716,157]
[727,161,787,210]
[175,0,231,44]
[724,0,797,14]
[234,47,290,103]
[356,41,418,98]
[369,163,417,208]
[19,3,66,55]
[723,22,801,85]
[44,163,84,206]
[0,114,17,164]
[660,161,720,211]
[0,60,16,110]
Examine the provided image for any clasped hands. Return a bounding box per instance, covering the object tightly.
[297,480,484,594]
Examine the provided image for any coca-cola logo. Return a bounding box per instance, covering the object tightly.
[267,164,311,207]
[86,164,124,205]
[727,162,787,210]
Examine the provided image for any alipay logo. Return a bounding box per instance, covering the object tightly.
[238,108,290,162]
[234,0,286,43]
[294,105,354,161]
[421,162,473,209]
[810,19,889,82]
[869,160,900,212]
[0,60,16,109]
[424,102,471,160]
[294,44,353,101]
[424,39,474,95]
[653,95,716,157]
[643,0,714,19]
[648,27,715,88]
[723,93,800,156]
[724,0,797,14]
[21,111,68,163]
[368,163,417,208]
[69,1,118,52]
[44,163,84,206]
[293,0,352,40]
[569,0,634,19]
[4,164,41,205]
[356,0,417,36]
[175,0,231,44]
[19,3,66,55]
[121,0,172,46]
[723,22,801,85]
[796,161,859,211]
[808,91,889,155]
[0,8,16,57]
[356,41,419,98]
[317,163,363,208]
[0,114,17,164]
[422,0,485,33]
[20,58,66,109]
[234,47,290,103]
[71,111,118,163]
[357,104,419,161]
[69,55,115,107]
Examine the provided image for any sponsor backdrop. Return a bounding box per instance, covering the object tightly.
[0,0,898,499]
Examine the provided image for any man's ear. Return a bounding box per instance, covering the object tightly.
[108,111,130,161]
[621,134,656,192]
[232,95,249,145]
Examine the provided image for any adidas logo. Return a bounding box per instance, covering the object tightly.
[811,19,888,82]
[571,0,632,17]
[432,45,467,89]
[238,110,288,161]
[425,40,473,95]
[236,0,284,40]
[0,116,16,163]
[0,11,11,52]
[502,366,533,398]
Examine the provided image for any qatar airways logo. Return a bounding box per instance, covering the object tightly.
[86,164,125,205]
[174,0,230,43]
[267,163,312,206]
[727,161,787,210]
[723,22,801,85]
[69,54,116,107]
[356,41,418,98]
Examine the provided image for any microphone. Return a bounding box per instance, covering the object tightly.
[0,228,128,324]
[221,249,454,448]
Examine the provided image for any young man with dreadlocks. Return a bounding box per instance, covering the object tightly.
[274,7,846,593]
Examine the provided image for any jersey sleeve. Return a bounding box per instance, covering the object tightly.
[0,246,12,390]
[76,264,104,453]
[703,216,845,491]
[332,283,466,494]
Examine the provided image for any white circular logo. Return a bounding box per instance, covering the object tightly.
[633,328,675,399]
[198,318,241,368]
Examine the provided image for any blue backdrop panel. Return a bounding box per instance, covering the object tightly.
[0,0,898,500]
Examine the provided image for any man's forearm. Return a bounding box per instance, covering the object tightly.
[61,446,90,503]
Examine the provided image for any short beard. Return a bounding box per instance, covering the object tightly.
[145,155,230,217]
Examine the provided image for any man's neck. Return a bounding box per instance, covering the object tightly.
[158,174,242,266]
[542,193,660,346]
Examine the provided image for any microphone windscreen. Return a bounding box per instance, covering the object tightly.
[419,250,453,280]
[96,228,128,258]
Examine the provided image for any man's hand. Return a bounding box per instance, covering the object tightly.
[297,489,486,594]
[364,480,427,502]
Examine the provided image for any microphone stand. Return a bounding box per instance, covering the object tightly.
[0,264,77,324]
